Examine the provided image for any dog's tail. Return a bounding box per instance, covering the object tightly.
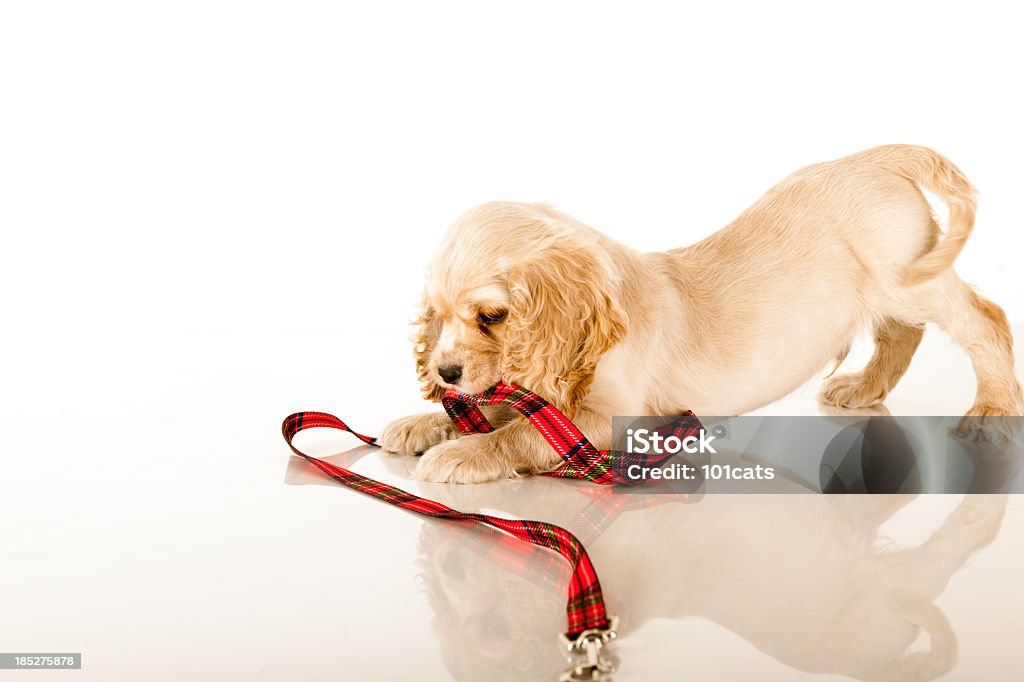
[860,144,977,285]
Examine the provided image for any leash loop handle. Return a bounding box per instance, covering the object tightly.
[282,407,614,639]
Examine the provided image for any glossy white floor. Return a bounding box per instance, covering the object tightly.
[3,326,1023,682]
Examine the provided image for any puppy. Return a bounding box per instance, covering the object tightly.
[380,145,1024,483]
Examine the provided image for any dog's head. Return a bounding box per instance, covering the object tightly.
[414,202,626,416]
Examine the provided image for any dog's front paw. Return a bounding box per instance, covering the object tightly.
[956,404,1023,443]
[415,436,517,484]
[378,413,457,455]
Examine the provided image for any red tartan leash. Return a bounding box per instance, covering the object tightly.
[441,382,702,484]
[281,381,701,680]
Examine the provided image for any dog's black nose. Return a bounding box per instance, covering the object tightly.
[438,364,462,385]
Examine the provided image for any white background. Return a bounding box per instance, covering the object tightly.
[2,2,1023,681]
[2,1,1023,422]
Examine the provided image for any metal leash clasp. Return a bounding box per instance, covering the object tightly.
[558,616,619,682]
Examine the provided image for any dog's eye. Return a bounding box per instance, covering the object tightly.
[477,309,507,326]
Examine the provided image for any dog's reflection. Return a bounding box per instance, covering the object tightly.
[285,438,1015,682]
[411,451,1013,681]
[417,521,569,679]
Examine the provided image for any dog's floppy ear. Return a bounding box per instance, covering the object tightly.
[413,292,445,402]
[501,240,626,416]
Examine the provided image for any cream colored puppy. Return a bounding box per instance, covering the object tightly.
[380,145,1023,483]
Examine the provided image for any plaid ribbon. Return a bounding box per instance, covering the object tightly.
[442,382,702,485]
[280,382,702,639]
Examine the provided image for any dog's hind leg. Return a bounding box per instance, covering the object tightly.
[886,270,1023,440]
[819,318,925,409]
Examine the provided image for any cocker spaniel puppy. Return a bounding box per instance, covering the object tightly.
[380,145,1023,483]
